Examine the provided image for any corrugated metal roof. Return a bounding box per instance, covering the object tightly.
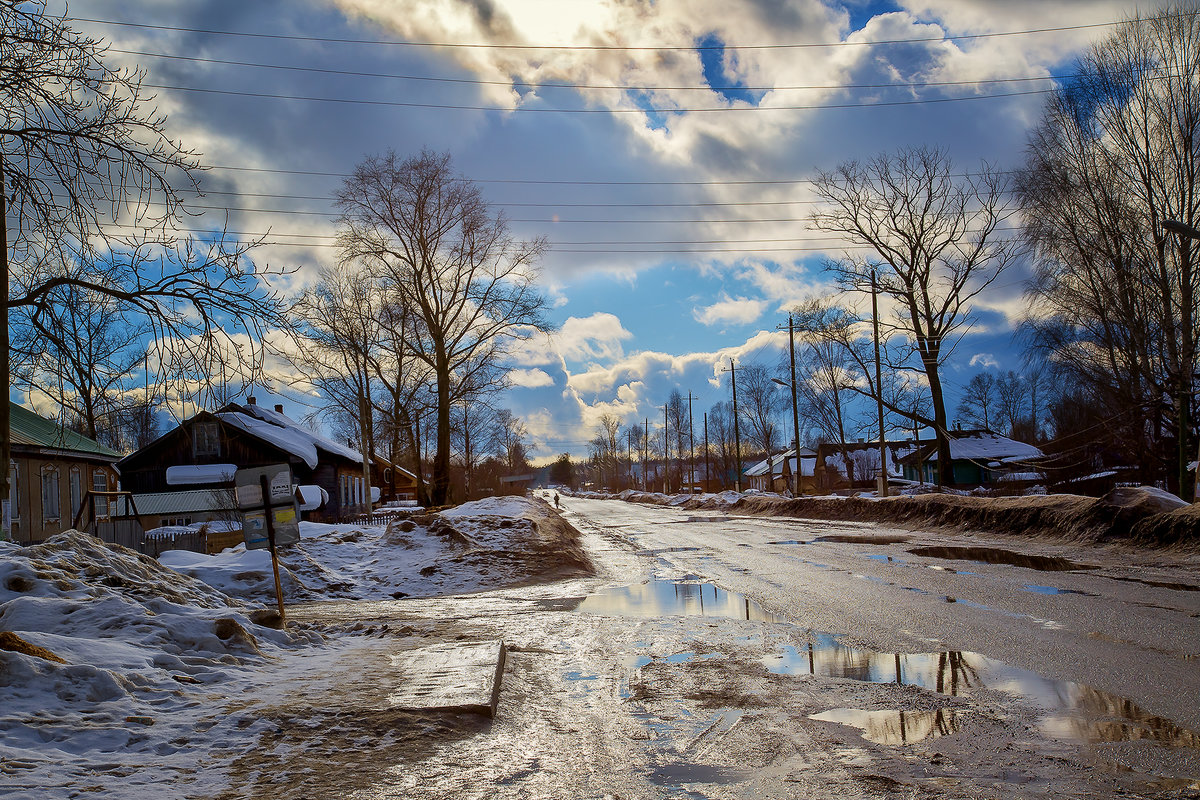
[115,489,238,516]
[9,402,122,460]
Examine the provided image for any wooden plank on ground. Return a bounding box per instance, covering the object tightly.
[387,640,507,718]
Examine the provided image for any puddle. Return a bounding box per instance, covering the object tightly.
[811,707,962,745]
[1024,584,1097,597]
[908,546,1098,572]
[1104,575,1200,593]
[647,762,747,787]
[648,546,703,554]
[573,576,786,623]
[769,540,808,545]
[766,639,1199,748]
[815,534,911,545]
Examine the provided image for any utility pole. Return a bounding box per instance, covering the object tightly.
[663,403,670,494]
[644,416,649,491]
[871,271,889,498]
[723,360,744,492]
[774,315,803,497]
[703,412,711,493]
[687,393,696,493]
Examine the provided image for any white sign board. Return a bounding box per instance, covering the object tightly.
[235,464,300,549]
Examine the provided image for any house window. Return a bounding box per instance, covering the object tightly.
[161,516,192,527]
[69,468,82,523]
[193,422,221,457]
[93,470,109,519]
[41,466,61,522]
[355,476,362,506]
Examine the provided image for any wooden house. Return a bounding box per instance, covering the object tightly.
[897,430,1045,488]
[6,401,122,544]
[118,398,369,526]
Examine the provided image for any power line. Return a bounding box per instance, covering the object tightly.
[143,79,1053,112]
[75,15,1133,51]
[112,45,1067,93]
[192,190,824,207]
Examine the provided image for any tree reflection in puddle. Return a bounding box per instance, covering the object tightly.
[573,576,786,622]
[810,707,962,745]
[769,642,1200,748]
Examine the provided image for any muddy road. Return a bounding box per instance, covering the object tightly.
[287,495,1200,799]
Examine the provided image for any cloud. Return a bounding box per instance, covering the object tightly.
[969,353,999,369]
[553,312,634,365]
[692,295,768,326]
[508,368,555,388]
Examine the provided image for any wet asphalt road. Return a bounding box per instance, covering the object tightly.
[281,494,1200,798]
[556,495,1200,732]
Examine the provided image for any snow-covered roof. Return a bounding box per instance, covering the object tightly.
[913,432,1044,463]
[214,404,362,470]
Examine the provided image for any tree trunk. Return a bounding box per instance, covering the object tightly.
[433,354,452,506]
[925,358,954,487]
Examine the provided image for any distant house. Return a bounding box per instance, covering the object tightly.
[744,448,819,494]
[118,398,370,527]
[6,401,121,545]
[898,430,1045,487]
[815,440,914,491]
[374,456,419,504]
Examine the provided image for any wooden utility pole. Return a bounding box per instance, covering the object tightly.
[703,412,711,493]
[644,416,649,491]
[871,271,890,498]
[662,403,670,494]
[687,393,696,493]
[723,360,744,492]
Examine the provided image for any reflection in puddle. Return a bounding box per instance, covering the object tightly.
[647,762,747,787]
[769,540,808,545]
[908,546,1097,572]
[811,707,962,745]
[574,577,786,622]
[767,642,1200,748]
[815,534,911,544]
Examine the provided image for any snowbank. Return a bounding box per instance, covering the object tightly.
[0,531,320,798]
[161,495,593,603]
[604,486,1200,547]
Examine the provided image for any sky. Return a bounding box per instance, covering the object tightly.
[52,0,1136,461]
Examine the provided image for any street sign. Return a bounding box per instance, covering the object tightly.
[235,464,300,549]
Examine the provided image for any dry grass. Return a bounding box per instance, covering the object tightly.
[0,631,66,663]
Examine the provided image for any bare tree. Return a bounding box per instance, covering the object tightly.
[811,146,1020,486]
[2,3,285,537]
[956,372,999,432]
[738,364,783,457]
[491,409,530,474]
[707,401,737,489]
[11,282,146,447]
[290,262,385,496]
[336,149,551,505]
[1017,3,1200,494]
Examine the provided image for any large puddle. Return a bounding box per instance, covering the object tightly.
[573,576,787,623]
[570,576,1199,750]
[908,545,1098,572]
[767,639,1200,748]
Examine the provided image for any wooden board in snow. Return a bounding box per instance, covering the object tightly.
[387,640,507,718]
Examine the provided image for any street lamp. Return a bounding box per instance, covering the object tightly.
[1162,219,1198,502]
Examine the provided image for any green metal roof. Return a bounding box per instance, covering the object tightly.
[9,402,123,460]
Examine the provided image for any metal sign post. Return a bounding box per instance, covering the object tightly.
[235,464,300,621]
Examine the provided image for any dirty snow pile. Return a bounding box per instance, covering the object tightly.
[0,531,319,799]
[160,494,592,603]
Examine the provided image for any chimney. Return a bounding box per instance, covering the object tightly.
[247,395,256,405]
[275,404,284,414]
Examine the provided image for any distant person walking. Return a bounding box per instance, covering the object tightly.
[553,492,561,509]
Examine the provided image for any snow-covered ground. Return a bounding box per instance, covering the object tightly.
[0,495,585,799]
